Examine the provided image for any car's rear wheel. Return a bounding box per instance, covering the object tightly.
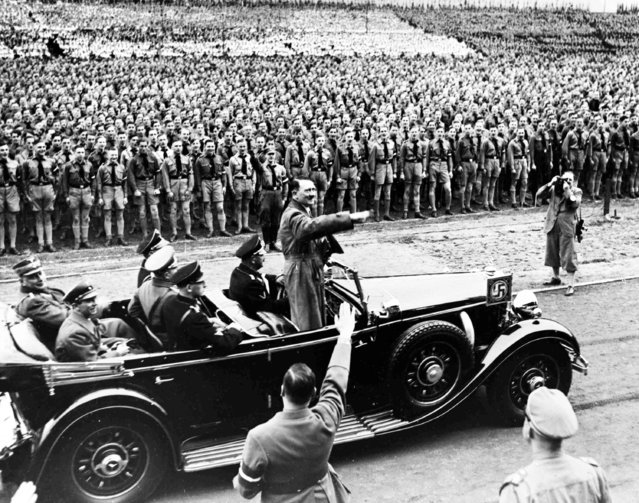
[387,321,474,419]
[46,412,169,503]
[487,342,572,426]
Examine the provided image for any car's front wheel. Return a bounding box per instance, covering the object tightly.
[387,320,474,419]
[487,342,572,426]
[46,412,169,503]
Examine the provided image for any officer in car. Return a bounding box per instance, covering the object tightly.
[162,261,245,352]
[229,235,289,316]
[13,255,69,352]
[56,281,137,362]
[128,245,178,345]
[135,229,170,287]
[499,387,611,503]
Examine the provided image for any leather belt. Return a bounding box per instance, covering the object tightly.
[311,168,325,172]
[201,176,219,181]
[514,156,524,160]
[136,176,154,181]
[169,175,189,180]
[486,156,498,159]
[32,181,52,186]
[234,174,249,179]
[0,182,15,187]
[69,184,89,189]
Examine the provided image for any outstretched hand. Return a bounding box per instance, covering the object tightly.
[335,303,356,343]
[350,210,370,224]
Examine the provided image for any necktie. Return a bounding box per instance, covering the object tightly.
[141,154,149,176]
[37,157,45,182]
[1,159,8,183]
[162,147,168,160]
[438,140,444,159]
[519,139,525,155]
[348,146,353,166]
[383,141,389,162]
[79,162,87,184]
[241,156,247,175]
[412,142,419,160]
[111,162,117,185]
[175,154,183,176]
[226,145,233,161]
[363,140,369,160]
[297,141,304,163]
[541,133,547,151]
[492,138,500,156]
[269,164,278,188]
[577,132,583,150]
[317,148,324,170]
[600,132,605,150]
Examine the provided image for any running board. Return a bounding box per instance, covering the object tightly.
[181,409,406,472]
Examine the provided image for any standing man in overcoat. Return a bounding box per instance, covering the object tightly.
[234,303,356,502]
[278,179,368,331]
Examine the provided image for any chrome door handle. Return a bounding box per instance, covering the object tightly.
[155,376,175,385]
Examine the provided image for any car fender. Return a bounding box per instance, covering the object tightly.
[29,387,178,484]
[480,318,581,374]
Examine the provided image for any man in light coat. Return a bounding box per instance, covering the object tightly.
[234,303,355,502]
[535,171,582,296]
[277,179,367,331]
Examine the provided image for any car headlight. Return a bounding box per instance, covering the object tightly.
[512,290,542,319]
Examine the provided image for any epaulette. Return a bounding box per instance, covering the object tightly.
[580,457,600,468]
[499,469,527,494]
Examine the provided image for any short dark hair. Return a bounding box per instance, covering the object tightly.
[282,363,316,405]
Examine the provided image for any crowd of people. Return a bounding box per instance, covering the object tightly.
[1,1,639,255]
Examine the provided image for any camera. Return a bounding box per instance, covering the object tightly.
[576,218,586,243]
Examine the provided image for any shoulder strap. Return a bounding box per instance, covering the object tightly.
[179,304,200,325]
[148,289,173,323]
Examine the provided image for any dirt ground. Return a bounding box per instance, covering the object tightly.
[1,195,638,503]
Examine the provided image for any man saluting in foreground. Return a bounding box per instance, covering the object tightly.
[234,303,355,502]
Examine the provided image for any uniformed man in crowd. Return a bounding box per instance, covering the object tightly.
[135,229,170,287]
[128,246,177,346]
[162,261,245,352]
[478,126,505,211]
[304,133,334,217]
[279,179,368,331]
[161,139,196,242]
[399,126,426,219]
[369,125,396,222]
[194,139,231,238]
[562,117,588,187]
[285,127,310,183]
[229,138,256,234]
[229,235,288,316]
[507,128,531,208]
[97,148,129,246]
[529,120,553,200]
[425,126,453,217]
[629,123,639,198]
[61,144,94,249]
[335,129,361,214]
[608,120,627,199]
[0,142,23,255]
[455,123,479,214]
[257,147,287,252]
[357,127,374,210]
[234,302,355,502]
[128,137,161,240]
[22,141,58,252]
[499,387,611,503]
[56,281,137,362]
[13,255,68,352]
[586,118,608,201]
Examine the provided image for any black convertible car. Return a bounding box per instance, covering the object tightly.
[0,261,588,503]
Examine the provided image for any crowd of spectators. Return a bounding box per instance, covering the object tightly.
[0,1,638,254]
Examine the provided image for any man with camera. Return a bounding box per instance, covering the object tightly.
[535,171,583,296]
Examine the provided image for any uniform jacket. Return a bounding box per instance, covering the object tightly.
[96,161,128,194]
[499,453,611,503]
[128,276,176,340]
[478,137,505,169]
[278,200,353,331]
[0,157,23,190]
[62,158,95,196]
[14,285,69,352]
[161,153,193,192]
[229,263,289,316]
[162,294,243,352]
[399,140,427,171]
[538,183,582,237]
[22,156,58,191]
[55,310,101,362]
[127,152,161,192]
[237,341,352,503]
[368,139,397,174]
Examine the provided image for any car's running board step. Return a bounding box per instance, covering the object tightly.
[181,409,403,472]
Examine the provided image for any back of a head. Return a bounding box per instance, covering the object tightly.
[282,363,316,405]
